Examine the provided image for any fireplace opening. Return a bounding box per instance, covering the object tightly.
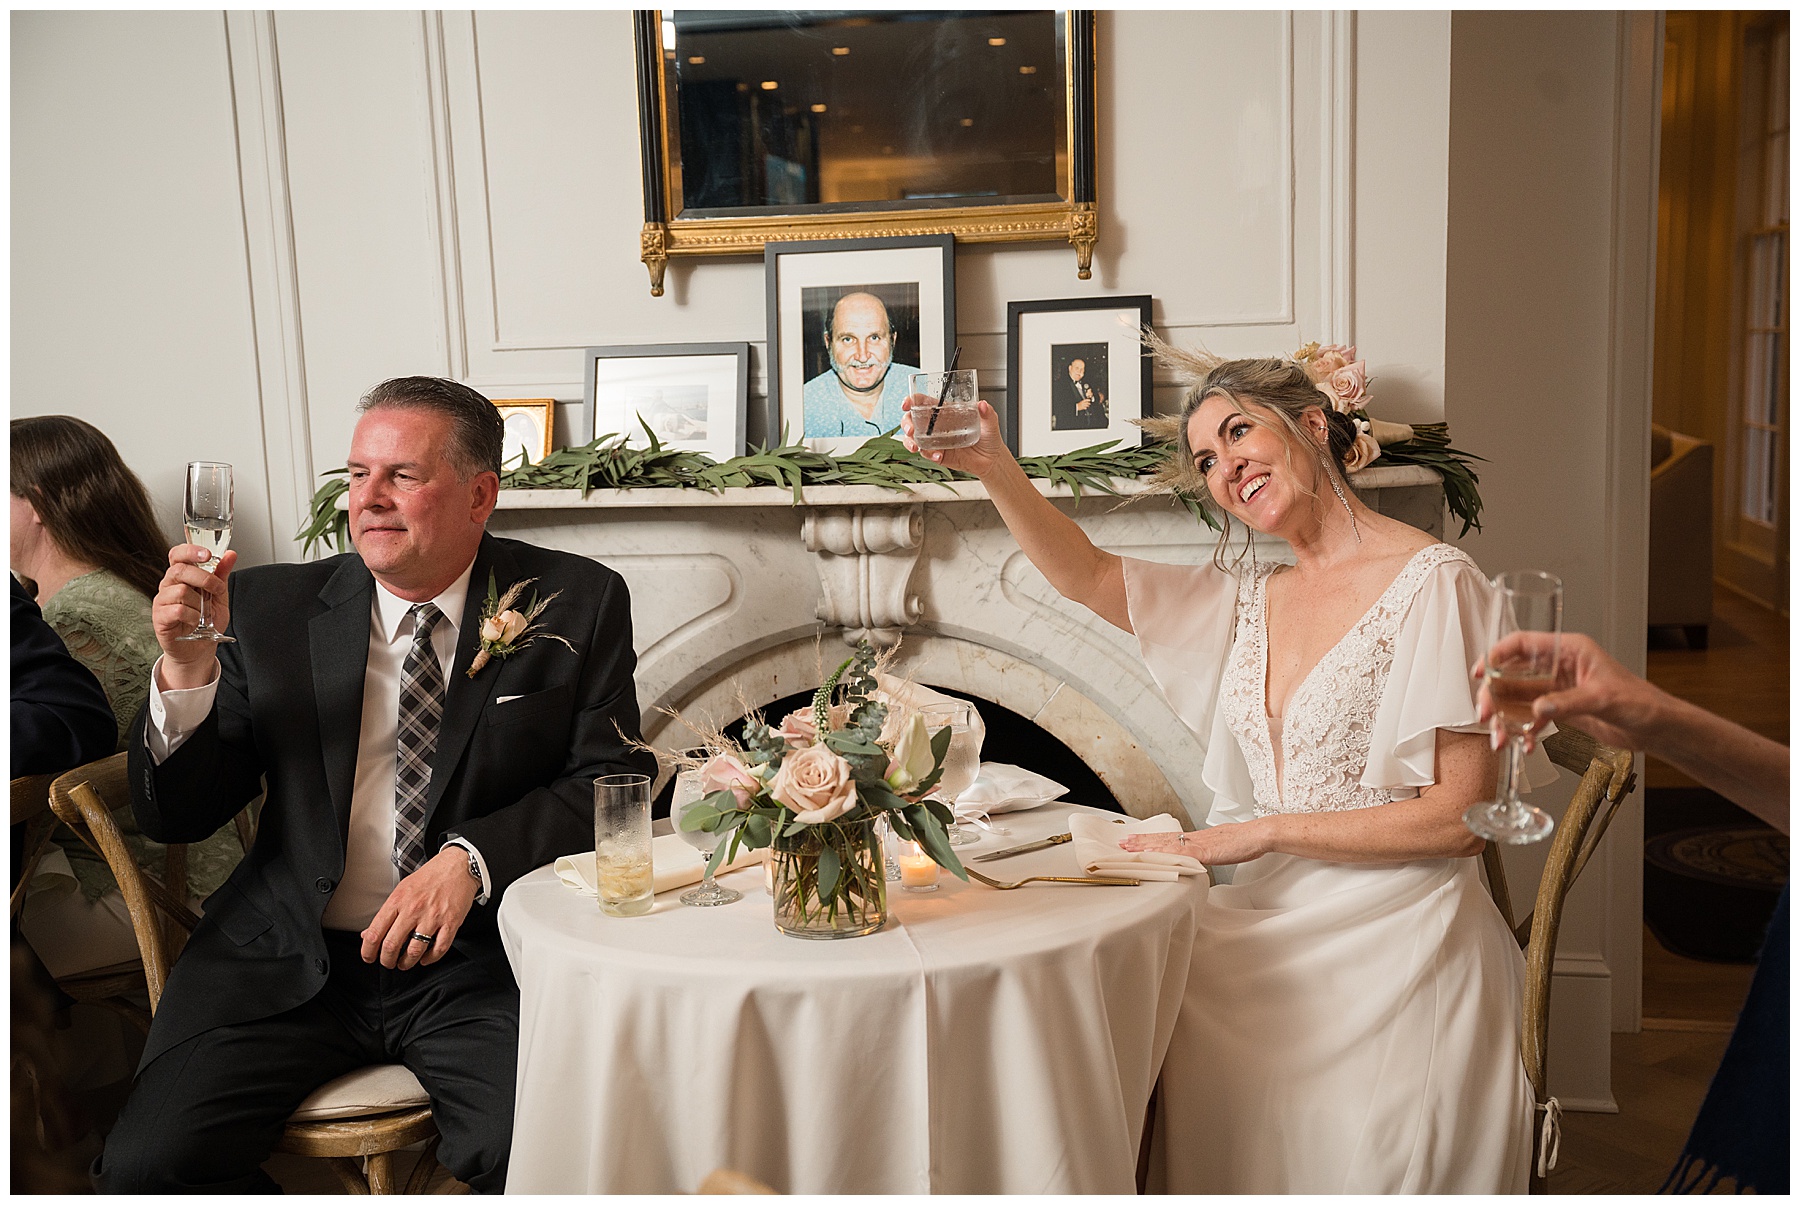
[652,684,1124,819]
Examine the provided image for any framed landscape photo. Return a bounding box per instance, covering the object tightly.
[1005,295,1153,457]
[581,343,750,461]
[492,399,557,469]
[765,234,956,454]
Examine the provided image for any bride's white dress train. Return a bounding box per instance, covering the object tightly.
[1126,544,1535,1193]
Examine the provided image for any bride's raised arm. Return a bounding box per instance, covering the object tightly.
[902,395,1130,633]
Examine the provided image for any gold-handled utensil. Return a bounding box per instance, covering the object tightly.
[969,832,1073,863]
[963,865,1139,890]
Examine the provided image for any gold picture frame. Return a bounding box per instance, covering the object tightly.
[632,10,1098,296]
[492,399,556,470]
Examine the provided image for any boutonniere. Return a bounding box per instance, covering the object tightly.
[467,570,575,678]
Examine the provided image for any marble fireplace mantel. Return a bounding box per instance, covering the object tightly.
[480,466,1445,827]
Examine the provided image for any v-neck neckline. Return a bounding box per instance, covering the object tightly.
[1256,544,1441,800]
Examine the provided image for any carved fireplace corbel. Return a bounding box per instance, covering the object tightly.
[802,504,924,648]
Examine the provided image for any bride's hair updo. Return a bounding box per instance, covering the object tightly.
[1138,333,1358,521]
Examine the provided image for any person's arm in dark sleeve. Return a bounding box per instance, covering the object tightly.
[11,575,117,777]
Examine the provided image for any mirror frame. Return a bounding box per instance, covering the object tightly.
[633,10,1098,297]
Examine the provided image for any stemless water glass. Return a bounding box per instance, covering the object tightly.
[594,773,654,916]
[1463,571,1563,845]
[919,699,983,846]
[674,766,742,907]
[178,461,235,643]
[909,369,981,452]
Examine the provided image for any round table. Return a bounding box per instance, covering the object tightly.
[498,803,1206,1193]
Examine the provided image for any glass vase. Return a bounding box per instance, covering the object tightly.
[771,817,888,940]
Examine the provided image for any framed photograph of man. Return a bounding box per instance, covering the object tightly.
[1005,295,1154,457]
[765,234,956,454]
[581,342,750,461]
[492,399,556,470]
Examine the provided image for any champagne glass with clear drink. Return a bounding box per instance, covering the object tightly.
[674,765,742,907]
[178,461,235,644]
[919,700,983,846]
[1463,571,1562,844]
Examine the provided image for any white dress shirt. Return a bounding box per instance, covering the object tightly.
[147,560,492,931]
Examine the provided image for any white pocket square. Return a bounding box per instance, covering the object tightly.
[496,694,524,704]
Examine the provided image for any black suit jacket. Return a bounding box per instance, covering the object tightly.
[128,533,654,1066]
[12,574,117,777]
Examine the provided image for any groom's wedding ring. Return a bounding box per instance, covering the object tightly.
[409,932,435,947]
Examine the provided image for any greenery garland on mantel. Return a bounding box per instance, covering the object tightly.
[298,427,1482,557]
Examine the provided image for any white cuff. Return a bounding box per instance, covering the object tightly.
[145,655,222,766]
[441,837,492,905]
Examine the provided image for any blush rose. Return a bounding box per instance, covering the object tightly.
[769,744,859,824]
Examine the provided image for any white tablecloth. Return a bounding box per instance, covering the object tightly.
[498,803,1207,1193]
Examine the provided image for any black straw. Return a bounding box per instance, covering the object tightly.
[923,345,964,436]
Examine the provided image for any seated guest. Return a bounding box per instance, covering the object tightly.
[904,343,1532,1191]
[95,377,654,1192]
[11,416,242,978]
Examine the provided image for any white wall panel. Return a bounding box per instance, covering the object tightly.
[274,10,454,476]
[11,11,272,566]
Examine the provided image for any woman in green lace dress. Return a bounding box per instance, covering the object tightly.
[11,415,245,978]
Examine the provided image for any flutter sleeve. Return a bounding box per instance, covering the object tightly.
[1364,553,1556,793]
[1121,557,1258,827]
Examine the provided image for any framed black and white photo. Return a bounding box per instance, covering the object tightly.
[492,399,556,470]
[765,234,956,454]
[1005,295,1153,457]
[581,343,750,460]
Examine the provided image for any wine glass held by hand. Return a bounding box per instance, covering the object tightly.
[177,461,235,644]
[1462,570,1561,845]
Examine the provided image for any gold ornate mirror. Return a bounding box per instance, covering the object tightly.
[633,9,1098,296]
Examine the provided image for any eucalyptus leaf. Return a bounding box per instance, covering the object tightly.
[818,844,841,900]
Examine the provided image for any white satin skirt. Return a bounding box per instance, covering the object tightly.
[1150,853,1533,1193]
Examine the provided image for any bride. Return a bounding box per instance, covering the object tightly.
[902,349,1534,1193]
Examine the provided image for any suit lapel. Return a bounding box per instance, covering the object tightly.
[423,534,516,824]
[309,557,375,838]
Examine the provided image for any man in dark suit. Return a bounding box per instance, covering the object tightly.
[1050,357,1107,431]
[96,377,653,1193]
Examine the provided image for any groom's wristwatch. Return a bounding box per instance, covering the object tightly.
[463,847,482,884]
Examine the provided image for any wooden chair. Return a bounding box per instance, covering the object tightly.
[1479,726,1638,1194]
[12,773,60,916]
[47,755,450,1194]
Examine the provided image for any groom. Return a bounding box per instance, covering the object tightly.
[97,377,654,1192]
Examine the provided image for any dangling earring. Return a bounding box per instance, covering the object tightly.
[1320,447,1362,543]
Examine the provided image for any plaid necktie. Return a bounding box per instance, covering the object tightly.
[393,603,446,875]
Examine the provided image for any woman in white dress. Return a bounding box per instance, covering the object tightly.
[901,351,1534,1193]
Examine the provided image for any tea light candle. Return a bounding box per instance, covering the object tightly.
[897,841,938,892]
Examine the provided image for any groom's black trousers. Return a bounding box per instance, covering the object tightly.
[94,929,517,1194]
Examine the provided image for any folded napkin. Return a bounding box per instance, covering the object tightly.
[555,834,767,898]
[1068,813,1205,882]
[875,673,987,751]
[953,762,1067,826]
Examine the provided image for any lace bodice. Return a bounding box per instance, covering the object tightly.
[1217,544,1478,817]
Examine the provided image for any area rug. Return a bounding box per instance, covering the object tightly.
[1644,787,1788,963]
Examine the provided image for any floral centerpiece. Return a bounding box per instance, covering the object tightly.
[676,641,966,939]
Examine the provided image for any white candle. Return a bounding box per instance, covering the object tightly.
[897,841,938,892]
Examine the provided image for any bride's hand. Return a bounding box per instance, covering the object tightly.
[1122,821,1274,866]
[900,395,1014,479]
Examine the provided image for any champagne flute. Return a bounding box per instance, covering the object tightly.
[919,700,983,846]
[1463,571,1562,845]
[178,461,235,644]
[675,767,741,907]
